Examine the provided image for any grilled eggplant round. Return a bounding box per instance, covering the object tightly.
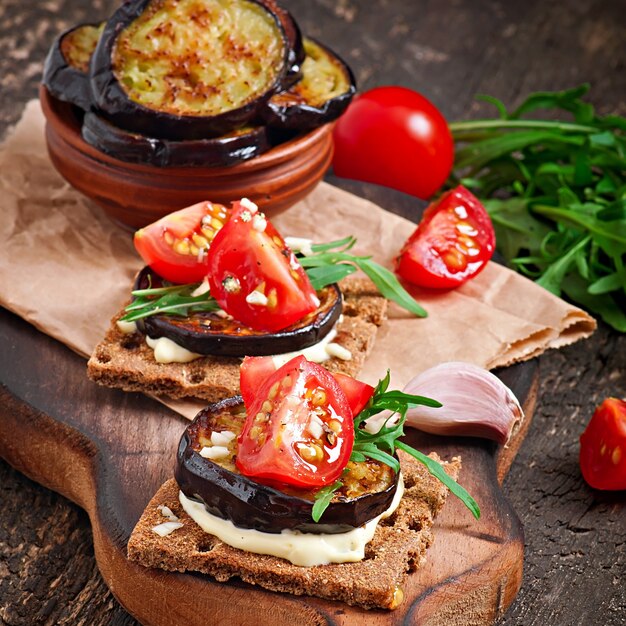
[175,397,399,534]
[89,0,292,140]
[134,267,343,356]
[81,112,272,167]
[260,38,356,131]
[42,22,104,112]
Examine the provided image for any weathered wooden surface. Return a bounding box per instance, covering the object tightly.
[0,0,624,624]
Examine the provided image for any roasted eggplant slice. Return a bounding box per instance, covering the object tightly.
[90,0,291,140]
[81,112,272,167]
[260,37,356,131]
[175,398,399,534]
[134,267,343,356]
[42,22,104,111]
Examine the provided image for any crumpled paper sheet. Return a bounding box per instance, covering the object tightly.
[0,100,596,410]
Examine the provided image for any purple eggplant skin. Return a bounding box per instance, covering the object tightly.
[81,112,272,167]
[134,267,343,356]
[88,0,293,141]
[260,38,357,132]
[42,23,103,112]
[175,397,400,534]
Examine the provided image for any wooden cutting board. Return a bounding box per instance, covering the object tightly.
[0,308,537,626]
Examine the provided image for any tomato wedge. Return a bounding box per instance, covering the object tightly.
[580,397,626,491]
[240,356,375,418]
[207,200,319,332]
[236,355,354,488]
[395,186,495,289]
[332,372,375,417]
[133,201,230,284]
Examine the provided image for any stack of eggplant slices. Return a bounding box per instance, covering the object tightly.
[42,0,356,168]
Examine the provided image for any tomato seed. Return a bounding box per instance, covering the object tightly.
[328,419,341,433]
[174,239,190,255]
[311,389,327,407]
[268,382,280,400]
[266,288,278,309]
[261,400,273,413]
[612,446,622,465]
[281,375,292,388]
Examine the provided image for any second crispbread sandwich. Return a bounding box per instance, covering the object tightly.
[87,277,388,403]
[127,451,460,610]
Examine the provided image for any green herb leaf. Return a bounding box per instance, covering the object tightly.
[311,481,343,522]
[305,264,358,290]
[449,84,626,332]
[120,283,219,322]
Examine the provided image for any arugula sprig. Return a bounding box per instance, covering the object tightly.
[312,371,481,522]
[297,236,427,317]
[121,234,427,322]
[448,84,626,331]
[120,282,219,322]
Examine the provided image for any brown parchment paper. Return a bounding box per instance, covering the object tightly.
[0,100,596,415]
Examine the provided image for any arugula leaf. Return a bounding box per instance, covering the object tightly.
[121,282,219,322]
[311,372,481,522]
[449,85,626,331]
[312,481,343,523]
[299,242,428,317]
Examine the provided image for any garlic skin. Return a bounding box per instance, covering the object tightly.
[403,361,524,445]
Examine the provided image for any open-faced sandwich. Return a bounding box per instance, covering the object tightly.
[128,355,478,610]
[87,198,426,401]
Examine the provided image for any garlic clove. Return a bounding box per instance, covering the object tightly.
[403,361,524,445]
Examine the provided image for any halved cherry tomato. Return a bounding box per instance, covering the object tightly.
[133,201,230,284]
[332,86,454,200]
[580,397,626,491]
[236,355,354,488]
[332,372,375,417]
[395,186,495,289]
[240,357,375,418]
[207,201,319,332]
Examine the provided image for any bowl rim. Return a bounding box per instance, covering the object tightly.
[39,85,333,175]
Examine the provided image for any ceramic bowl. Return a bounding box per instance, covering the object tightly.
[39,86,334,230]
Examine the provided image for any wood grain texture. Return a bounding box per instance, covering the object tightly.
[0,0,625,624]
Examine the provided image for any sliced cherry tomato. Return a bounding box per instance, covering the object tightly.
[332,86,454,200]
[239,356,279,409]
[395,186,495,289]
[580,397,626,491]
[133,201,230,284]
[207,200,319,332]
[332,372,375,417]
[240,357,375,418]
[236,355,354,488]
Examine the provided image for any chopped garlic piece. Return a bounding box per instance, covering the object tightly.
[325,343,352,361]
[308,414,324,439]
[191,278,210,297]
[284,236,314,256]
[199,445,230,460]
[246,290,269,306]
[157,505,179,522]
[116,319,137,334]
[151,521,183,537]
[240,197,258,213]
[211,430,236,446]
[252,213,267,232]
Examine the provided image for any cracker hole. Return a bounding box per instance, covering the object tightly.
[403,475,417,489]
[196,539,217,553]
[409,519,423,532]
[96,351,111,364]
[121,336,142,350]
[186,371,206,384]
[379,512,398,527]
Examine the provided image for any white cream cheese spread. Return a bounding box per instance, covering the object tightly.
[178,474,404,567]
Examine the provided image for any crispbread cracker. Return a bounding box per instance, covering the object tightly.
[127,451,460,610]
[87,277,387,402]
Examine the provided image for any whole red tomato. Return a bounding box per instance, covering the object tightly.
[332,86,454,200]
[580,397,626,491]
[395,185,495,289]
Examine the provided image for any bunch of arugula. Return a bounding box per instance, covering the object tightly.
[312,371,480,522]
[120,236,426,322]
[448,84,626,331]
